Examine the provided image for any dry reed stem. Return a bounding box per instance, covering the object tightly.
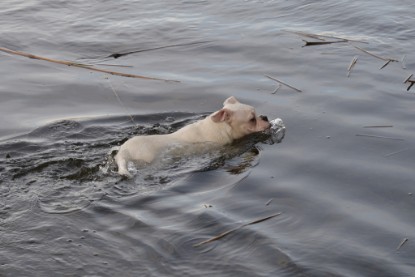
[284,30,368,44]
[403,74,415,91]
[380,60,392,69]
[403,74,413,83]
[384,148,409,157]
[107,40,213,59]
[396,238,408,251]
[303,39,347,47]
[265,75,302,92]
[350,44,398,63]
[401,55,407,69]
[272,83,282,94]
[284,30,326,41]
[356,134,404,141]
[347,56,358,77]
[193,212,282,247]
[0,46,179,82]
[363,125,393,128]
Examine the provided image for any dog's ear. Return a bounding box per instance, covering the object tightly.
[223,96,239,106]
[211,108,232,123]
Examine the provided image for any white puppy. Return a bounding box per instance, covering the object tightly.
[115,96,270,177]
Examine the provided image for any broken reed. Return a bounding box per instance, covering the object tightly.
[265,75,302,92]
[194,212,282,247]
[0,46,179,82]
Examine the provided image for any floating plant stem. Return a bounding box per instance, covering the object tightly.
[356,134,404,141]
[403,74,413,84]
[347,56,358,77]
[265,75,302,92]
[380,60,392,70]
[396,238,409,251]
[0,46,179,82]
[194,212,282,247]
[302,39,347,47]
[363,125,393,128]
[350,44,398,62]
[272,83,282,94]
[401,54,407,69]
[107,40,213,59]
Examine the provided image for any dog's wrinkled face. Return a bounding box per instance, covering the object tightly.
[211,96,270,139]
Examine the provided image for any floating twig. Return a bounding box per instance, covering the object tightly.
[384,148,409,157]
[401,55,407,69]
[314,34,368,44]
[95,63,134,68]
[302,39,347,47]
[284,30,368,44]
[403,74,415,91]
[107,40,213,59]
[265,75,302,92]
[347,56,358,77]
[356,134,404,141]
[0,46,179,82]
[363,125,393,128]
[283,30,326,41]
[271,83,282,94]
[265,199,273,206]
[396,238,409,251]
[380,60,392,70]
[350,44,398,62]
[193,212,282,247]
[403,74,413,84]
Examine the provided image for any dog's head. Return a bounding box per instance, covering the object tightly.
[211,96,270,140]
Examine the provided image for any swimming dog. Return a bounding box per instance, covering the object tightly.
[115,96,270,177]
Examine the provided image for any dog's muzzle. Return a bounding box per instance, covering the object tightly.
[260,115,269,122]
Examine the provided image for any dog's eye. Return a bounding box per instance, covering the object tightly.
[250,117,256,123]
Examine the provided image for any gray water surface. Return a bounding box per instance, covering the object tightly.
[1,1,415,276]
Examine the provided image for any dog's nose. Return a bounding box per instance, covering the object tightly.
[260,115,268,122]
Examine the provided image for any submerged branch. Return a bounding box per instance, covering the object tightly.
[0,46,179,82]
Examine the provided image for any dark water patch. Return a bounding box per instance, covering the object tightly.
[0,112,286,275]
[0,112,279,215]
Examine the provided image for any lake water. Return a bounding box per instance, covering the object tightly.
[1,1,415,276]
